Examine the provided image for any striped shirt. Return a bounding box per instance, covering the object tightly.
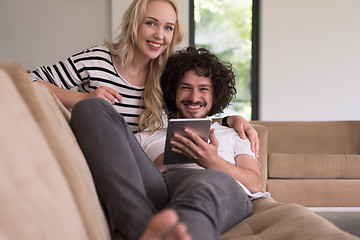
[29,45,145,132]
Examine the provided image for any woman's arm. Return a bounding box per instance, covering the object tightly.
[38,81,122,108]
[30,46,122,108]
[213,116,259,158]
[37,81,88,108]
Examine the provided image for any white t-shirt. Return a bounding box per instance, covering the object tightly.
[135,122,270,199]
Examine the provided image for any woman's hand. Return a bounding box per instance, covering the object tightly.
[227,115,259,159]
[89,86,122,105]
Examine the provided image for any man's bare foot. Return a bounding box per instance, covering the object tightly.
[140,209,191,240]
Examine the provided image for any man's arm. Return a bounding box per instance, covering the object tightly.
[224,154,262,193]
[170,128,262,193]
[153,153,167,172]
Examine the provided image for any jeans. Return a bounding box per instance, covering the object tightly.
[70,98,252,240]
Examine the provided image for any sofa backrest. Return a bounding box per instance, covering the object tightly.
[0,62,110,240]
[251,120,360,207]
[253,121,360,154]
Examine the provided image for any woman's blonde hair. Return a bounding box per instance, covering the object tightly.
[105,0,183,131]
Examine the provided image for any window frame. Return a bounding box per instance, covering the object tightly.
[189,0,260,120]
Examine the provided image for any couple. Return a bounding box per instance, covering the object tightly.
[30,0,259,154]
[70,47,267,240]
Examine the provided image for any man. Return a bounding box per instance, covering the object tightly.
[70,47,265,240]
[136,47,263,195]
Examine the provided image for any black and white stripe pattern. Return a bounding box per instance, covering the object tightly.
[30,45,144,132]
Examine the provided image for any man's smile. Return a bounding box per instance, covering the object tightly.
[183,101,206,111]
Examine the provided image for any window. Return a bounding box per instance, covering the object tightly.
[190,0,259,120]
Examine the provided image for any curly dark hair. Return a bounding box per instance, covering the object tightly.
[160,46,237,117]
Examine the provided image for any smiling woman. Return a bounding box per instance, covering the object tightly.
[134,1,177,61]
[28,0,183,133]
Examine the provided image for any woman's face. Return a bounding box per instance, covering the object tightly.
[136,1,176,61]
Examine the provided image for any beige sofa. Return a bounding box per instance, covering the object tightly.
[253,121,360,207]
[1,61,358,239]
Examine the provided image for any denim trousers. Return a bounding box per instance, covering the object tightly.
[70,98,252,240]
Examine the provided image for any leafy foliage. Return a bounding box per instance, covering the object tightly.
[194,0,252,119]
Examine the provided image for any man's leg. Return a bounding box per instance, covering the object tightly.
[70,98,168,240]
[140,209,191,240]
[163,168,252,240]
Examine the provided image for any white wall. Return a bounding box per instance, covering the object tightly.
[2,0,359,121]
[260,0,360,121]
[0,0,189,71]
[0,0,111,70]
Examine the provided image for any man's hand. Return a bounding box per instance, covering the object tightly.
[153,153,167,172]
[227,116,259,159]
[170,128,221,168]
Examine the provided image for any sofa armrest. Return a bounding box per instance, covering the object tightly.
[251,123,268,193]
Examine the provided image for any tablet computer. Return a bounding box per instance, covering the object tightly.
[163,118,212,164]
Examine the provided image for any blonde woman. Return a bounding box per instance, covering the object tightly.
[30,0,180,132]
[30,0,258,156]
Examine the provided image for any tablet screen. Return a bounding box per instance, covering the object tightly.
[163,118,212,164]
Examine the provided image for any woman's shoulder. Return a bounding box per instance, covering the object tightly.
[88,45,110,53]
[71,45,111,59]
[68,45,114,68]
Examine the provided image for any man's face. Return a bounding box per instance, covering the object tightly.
[175,70,213,119]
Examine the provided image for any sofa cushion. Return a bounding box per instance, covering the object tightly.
[221,197,359,239]
[267,179,360,207]
[0,62,110,240]
[0,69,88,239]
[268,153,360,178]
